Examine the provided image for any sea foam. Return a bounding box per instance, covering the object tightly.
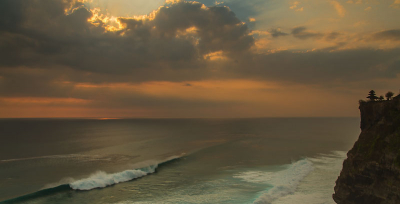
[234,159,314,204]
[273,151,347,204]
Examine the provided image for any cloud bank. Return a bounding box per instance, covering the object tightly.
[0,0,399,117]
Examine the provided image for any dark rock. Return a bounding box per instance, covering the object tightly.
[333,97,400,204]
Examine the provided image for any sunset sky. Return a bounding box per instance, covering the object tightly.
[0,0,399,118]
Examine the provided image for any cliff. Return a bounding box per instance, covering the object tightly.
[333,96,400,204]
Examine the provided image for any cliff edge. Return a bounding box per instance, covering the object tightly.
[333,96,400,204]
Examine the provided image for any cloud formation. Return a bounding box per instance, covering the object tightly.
[290,1,304,12]
[270,29,289,38]
[0,0,254,77]
[0,0,399,118]
[372,29,400,41]
[330,1,346,17]
[291,27,324,40]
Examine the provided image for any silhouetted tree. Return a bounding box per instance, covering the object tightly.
[367,90,378,101]
[385,91,394,100]
[379,96,384,101]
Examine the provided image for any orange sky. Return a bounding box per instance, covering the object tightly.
[1,79,394,118]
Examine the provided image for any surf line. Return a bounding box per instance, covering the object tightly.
[0,155,185,204]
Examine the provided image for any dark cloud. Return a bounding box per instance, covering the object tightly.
[269,26,342,41]
[372,29,400,41]
[270,29,289,38]
[146,3,254,55]
[233,48,400,84]
[325,32,341,40]
[291,26,324,40]
[0,0,254,77]
[0,0,24,31]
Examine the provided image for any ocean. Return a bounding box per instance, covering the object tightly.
[0,118,360,204]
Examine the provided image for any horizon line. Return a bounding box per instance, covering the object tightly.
[0,116,360,120]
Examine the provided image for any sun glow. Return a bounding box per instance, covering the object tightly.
[97,117,121,120]
[63,0,92,14]
[87,8,126,31]
[77,0,212,33]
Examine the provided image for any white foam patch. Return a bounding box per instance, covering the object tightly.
[234,159,314,204]
[273,151,347,204]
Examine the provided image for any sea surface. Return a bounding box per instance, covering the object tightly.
[0,118,360,204]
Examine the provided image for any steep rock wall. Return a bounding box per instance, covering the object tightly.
[333,97,400,204]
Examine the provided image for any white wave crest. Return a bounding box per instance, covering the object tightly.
[69,166,156,190]
[234,159,314,204]
[68,154,185,191]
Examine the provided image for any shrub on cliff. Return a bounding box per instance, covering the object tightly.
[386,91,394,100]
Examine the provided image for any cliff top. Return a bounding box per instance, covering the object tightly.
[359,95,400,131]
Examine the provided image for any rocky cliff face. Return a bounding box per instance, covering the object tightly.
[333,97,400,204]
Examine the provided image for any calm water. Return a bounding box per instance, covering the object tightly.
[0,118,360,204]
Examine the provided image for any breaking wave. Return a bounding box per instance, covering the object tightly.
[69,154,184,190]
[70,166,155,190]
[0,155,184,203]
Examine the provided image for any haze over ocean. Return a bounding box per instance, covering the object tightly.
[0,118,359,204]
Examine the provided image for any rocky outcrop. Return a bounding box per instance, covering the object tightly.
[333,97,400,204]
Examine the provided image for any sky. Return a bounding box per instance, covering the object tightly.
[0,0,399,118]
